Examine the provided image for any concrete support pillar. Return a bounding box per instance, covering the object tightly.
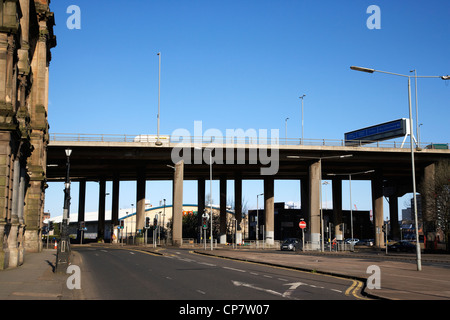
[197,178,205,243]
[301,178,309,220]
[389,196,400,240]
[234,176,243,244]
[332,177,343,241]
[372,171,384,248]
[112,175,120,227]
[97,179,106,241]
[264,177,274,245]
[78,180,86,223]
[219,177,227,244]
[136,169,146,233]
[172,161,184,247]
[309,160,321,249]
[77,180,86,243]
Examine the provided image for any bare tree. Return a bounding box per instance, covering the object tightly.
[420,160,450,251]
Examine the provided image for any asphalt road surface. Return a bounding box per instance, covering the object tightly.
[74,246,366,301]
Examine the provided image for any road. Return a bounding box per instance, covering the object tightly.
[74,246,366,301]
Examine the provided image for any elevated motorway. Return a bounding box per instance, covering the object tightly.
[46,133,450,248]
[46,133,449,184]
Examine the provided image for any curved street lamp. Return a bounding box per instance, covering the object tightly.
[350,65,449,271]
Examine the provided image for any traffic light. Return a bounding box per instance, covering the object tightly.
[145,217,150,229]
[202,213,209,229]
[49,221,54,231]
[119,220,124,229]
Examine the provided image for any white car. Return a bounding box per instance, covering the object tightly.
[345,238,359,245]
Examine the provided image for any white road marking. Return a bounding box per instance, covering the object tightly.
[282,282,305,298]
[198,262,216,267]
[223,266,246,273]
[232,280,284,298]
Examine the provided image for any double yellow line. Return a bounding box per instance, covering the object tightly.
[345,279,368,300]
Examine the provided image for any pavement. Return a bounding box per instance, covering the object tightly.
[1,245,449,300]
[194,246,450,300]
[0,248,83,300]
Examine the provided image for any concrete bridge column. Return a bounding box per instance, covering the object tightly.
[219,177,227,244]
[77,180,86,243]
[197,178,205,243]
[301,178,309,223]
[332,177,344,241]
[264,177,274,245]
[97,179,106,241]
[172,160,184,247]
[112,175,120,227]
[136,170,146,234]
[234,176,243,244]
[309,160,321,249]
[372,171,384,248]
[389,196,400,240]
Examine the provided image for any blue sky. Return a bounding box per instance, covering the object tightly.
[45,1,450,220]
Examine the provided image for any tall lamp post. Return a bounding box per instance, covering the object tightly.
[56,148,72,273]
[155,52,162,146]
[256,193,264,245]
[350,66,449,271]
[285,117,289,142]
[410,69,420,147]
[299,94,306,144]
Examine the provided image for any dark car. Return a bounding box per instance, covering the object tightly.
[280,238,301,251]
[355,239,374,246]
[388,240,416,252]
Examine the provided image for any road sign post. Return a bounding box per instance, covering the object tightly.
[299,220,306,251]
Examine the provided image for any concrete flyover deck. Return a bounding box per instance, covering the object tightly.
[47,135,450,182]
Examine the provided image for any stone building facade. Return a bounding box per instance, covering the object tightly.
[0,0,55,269]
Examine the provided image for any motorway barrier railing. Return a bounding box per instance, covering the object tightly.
[49,133,449,150]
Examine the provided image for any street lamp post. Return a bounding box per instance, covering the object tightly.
[56,149,72,273]
[285,117,289,143]
[287,154,352,251]
[299,94,306,144]
[410,70,420,147]
[350,66,449,271]
[256,193,264,247]
[155,52,162,146]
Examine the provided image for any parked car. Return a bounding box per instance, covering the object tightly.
[344,238,359,245]
[388,240,416,252]
[280,238,301,251]
[356,239,374,246]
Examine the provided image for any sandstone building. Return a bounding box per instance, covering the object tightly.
[0,0,55,269]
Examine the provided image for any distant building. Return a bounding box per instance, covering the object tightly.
[247,202,372,241]
[49,204,237,242]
